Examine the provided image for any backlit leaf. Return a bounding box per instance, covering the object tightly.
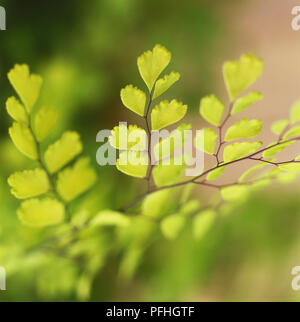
[206,166,226,181]
[160,214,185,240]
[57,158,97,202]
[9,122,37,160]
[231,91,263,115]
[120,85,146,116]
[283,125,300,139]
[238,161,269,183]
[6,97,28,124]
[271,119,289,135]
[17,198,65,227]
[151,99,187,130]
[223,54,264,101]
[221,185,249,202]
[137,44,171,91]
[91,210,130,227]
[8,64,43,113]
[34,107,59,142]
[195,128,217,155]
[223,141,262,163]
[262,141,295,158]
[193,209,216,240]
[44,131,83,174]
[116,151,148,178]
[225,118,262,141]
[290,99,300,124]
[153,72,180,99]
[200,95,224,126]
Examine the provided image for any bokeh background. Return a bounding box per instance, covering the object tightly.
[1,0,300,301]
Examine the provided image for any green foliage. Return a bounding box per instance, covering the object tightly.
[195,128,217,155]
[223,142,262,162]
[200,95,224,126]
[225,118,262,141]
[231,91,263,115]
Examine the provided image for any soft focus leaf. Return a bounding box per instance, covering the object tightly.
[9,122,37,160]
[225,118,262,141]
[34,107,59,142]
[91,210,130,227]
[290,99,300,124]
[57,158,97,202]
[206,166,226,181]
[223,53,264,101]
[262,141,295,158]
[151,99,187,130]
[44,131,83,174]
[116,151,148,178]
[8,169,50,199]
[271,119,289,135]
[238,161,269,183]
[231,91,263,115]
[17,198,65,227]
[160,214,185,240]
[8,64,43,113]
[193,209,216,240]
[200,95,224,126]
[6,97,28,124]
[142,190,176,218]
[221,185,249,202]
[120,85,146,116]
[283,125,300,139]
[153,72,180,99]
[137,44,171,91]
[223,141,262,162]
[195,128,217,155]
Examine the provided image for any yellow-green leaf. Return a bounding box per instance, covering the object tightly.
[151,99,187,130]
[195,128,217,155]
[8,64,43,113]
[116,151,148,178]
[221,185,249,202]
[137,44,171,91]
[262,141,295,158]
[223,141,262,163]
[290,99,300,124]
[109,124,146,151]
[57,158,97,202]
[238,161,269,183]
[160,214,185,240]
[200,95,225,126]
[8,169,50,199]
[271,119,289,135]
[9,122,37,160]
[283,125,300,139]
[153,72,180,99]
[44,131,83,174]
[193,209,216,240]
[225,118,262,141]
[90,210,130,227]
[231,91,263,115]
[223,53,264,101]
[120,85,146,116]
[34,107,59,142]
[206,166,226,181]
[6,97,28,124]
[17,198,65,227]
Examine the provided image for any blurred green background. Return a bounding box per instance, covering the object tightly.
[1,0,300,301]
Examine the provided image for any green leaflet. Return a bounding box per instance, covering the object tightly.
[231,91,263,115]
[116,151,148,178]
[17,198,65,227]
[154,123,192,160]
[278,163,300,172]
[225,118,262,141]
[283,125,300,139]
[195,128,217,155]
[120,85,146,116]
[57,158,97,202]
[151,99,187,130]
[262,141,295,158]
[290,99,300,124]
[160,214,185,240]
[8,64,43,113]
[137,44,171,91]
[238,161,269,183]
[200,95,225,126]
[223,141,262,163]
[44,131,83,174]
[206,166,226,181]
[8,169,50,199]
[6,97,28,124]
[223,53,264,101]
[91,210,130,227]
[153,72,180,99]
[271,119,289,135]
[221,185,249,202]
[193,209,216,240]
[34,107,59,142]
[9,122,38,160]
[109,124,146,151]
